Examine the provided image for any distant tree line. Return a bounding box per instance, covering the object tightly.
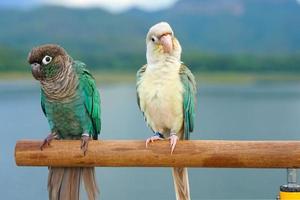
[0,46,300,73]
[183,53,300,72]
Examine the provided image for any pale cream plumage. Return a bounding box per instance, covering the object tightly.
[137,61,184,138]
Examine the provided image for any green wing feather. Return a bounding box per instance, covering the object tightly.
[136,64,147,110]
[41,90,46,116]
[179,64,196,140]
[41,90,56,131]
[76,61,101,140]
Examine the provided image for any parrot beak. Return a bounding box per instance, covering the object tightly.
[160,34,173,53]
[31,63,42,80]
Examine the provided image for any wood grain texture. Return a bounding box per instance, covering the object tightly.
[15,140,300,168]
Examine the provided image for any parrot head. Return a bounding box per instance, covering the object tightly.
[28,44,69,81]
[146,22,182,64]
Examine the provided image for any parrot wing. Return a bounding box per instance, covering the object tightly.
[41,90,47,116]
[179,64,196,140]
[41,90,56,131]
[77,61,101,140]
[136,64,147,110]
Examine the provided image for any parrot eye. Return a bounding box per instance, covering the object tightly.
[42,55,52,65]
[151,36,157,42]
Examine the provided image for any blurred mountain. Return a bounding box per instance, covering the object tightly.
[154,0,300,54]
[0,0,300,71]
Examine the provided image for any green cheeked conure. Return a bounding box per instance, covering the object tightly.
[28,44,100,200]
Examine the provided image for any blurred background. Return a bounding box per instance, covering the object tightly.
[1,0,300,199]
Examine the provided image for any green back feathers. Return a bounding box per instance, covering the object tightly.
[75,61,101,139]
[179,64,196,140]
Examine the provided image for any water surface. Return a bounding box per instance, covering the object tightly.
[1,80,300,200]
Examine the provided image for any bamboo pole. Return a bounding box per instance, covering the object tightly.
[15,140,300,168]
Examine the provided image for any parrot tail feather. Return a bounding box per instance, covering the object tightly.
[82,167,99,200]
[172,167,190,200]
[48,167,99,200]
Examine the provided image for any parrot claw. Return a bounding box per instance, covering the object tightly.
[168,133,179,154]
[146,132,164,148]
[40,132,57,151]
[81,134,90,156]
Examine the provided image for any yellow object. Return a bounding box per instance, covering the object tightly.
[280,191,300,200]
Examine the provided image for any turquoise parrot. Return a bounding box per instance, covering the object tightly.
[136,22,196,200]
[28,44,100,200]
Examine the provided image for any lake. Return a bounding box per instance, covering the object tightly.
[1,80,300,200]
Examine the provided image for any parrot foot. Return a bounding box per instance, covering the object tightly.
[81,133,91,156]
[146,132,164,148]
[168,133,179,154]
[40,132,57,150]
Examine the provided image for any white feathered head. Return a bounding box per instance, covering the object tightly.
[146,22,182,64]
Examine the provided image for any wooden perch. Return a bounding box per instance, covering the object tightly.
[15,140,300,168]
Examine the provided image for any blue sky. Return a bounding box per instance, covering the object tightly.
[0,0,178,12]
